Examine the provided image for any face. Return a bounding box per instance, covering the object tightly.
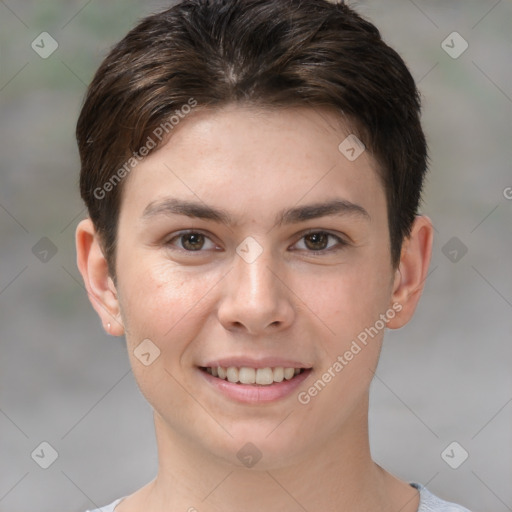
[99,105,403,468]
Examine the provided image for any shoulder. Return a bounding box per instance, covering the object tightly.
[83,497,125,512]
[411,482,473,512]
[82,486,473,512]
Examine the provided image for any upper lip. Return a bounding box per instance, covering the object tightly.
[200,357,313,369]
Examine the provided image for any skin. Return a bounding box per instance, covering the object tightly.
[76,105,433,512]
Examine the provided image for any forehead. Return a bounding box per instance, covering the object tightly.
[118,105,385,224]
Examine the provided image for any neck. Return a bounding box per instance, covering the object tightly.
[132,394,418,512]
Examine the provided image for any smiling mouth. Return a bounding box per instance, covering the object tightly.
[199,366,310,386]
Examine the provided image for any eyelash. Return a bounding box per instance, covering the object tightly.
[164,229,349,255]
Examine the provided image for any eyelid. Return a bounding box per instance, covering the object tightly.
[292,229,349,253]
[165,228,350,254]
[165,229,220,251]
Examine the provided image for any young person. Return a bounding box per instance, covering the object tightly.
[75,1,472,510]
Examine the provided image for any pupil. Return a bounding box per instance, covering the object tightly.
[306,233,327,250]
[183,233,204,250]
[181,233,329,251]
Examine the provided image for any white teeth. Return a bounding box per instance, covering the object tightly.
[273,366,284,383]
[284,367,295,380]
[205,365,306,385]
[255,367,274,385]
[226,366,239,383]
[238,367,256,384]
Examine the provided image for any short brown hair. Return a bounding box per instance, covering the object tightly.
[77,0,427,278]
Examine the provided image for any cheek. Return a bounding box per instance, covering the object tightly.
[117,262,221,410]
[295,268,391,429]
[117,258,221,351]
[298,258,393,342]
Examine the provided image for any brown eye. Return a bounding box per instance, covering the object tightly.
[304,232,329,251]
[181,233,205,251]
[166,231,217,252]
[294,231,347,253]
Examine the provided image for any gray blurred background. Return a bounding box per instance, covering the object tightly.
[0,1,511,511]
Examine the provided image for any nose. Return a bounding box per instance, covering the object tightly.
[217,244,295,336]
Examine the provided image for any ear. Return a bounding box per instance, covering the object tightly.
[386,215,433,329]
[75,218,124,336]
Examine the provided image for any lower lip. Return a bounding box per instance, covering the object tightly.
[198,368,312,404]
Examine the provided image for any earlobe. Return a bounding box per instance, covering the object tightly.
[75,218,125,336]
[386,215,434,330]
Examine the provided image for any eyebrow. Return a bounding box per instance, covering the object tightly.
[141,197,370,226]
